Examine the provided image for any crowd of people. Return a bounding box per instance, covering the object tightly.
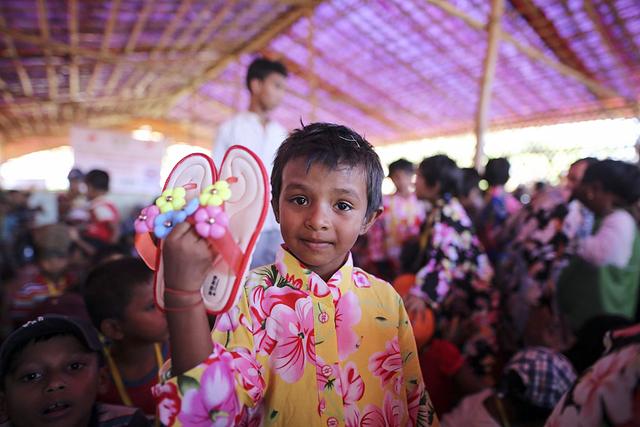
[0,57,639,427]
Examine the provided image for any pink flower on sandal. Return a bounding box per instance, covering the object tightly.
[194,206,229,239]
[134,205,160,233]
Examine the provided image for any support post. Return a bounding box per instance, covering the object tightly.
[474,0,504,170]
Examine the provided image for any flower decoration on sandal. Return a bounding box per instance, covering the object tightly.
[154,209,189,239]
[156,187,187,213]
[134,205,160,234]
[194,206,229,239]
[199,180,231,207]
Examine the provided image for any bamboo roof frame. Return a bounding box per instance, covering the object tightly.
[0,0,637,161]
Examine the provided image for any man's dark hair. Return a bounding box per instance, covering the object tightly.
[484,157,511,187]
[82,257,152,329]
[84,169,110,192]
[582,159,640,206]
[271,122,383,220]
[246,57,288,92]
[570,157,598,169]
[461,167,481,198]
[388,158,414,176]
[418,155,462,198]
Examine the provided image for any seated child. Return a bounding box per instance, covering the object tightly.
[442,347,576,427]
[10,224,77,327]
[394,239,485,416]
[0,315,149,427]
[83,257,168,418]
[156,123,439,426]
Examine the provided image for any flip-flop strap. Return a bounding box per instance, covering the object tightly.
[207,229,244,278]
[134,233,158,270]
[185,215,245,277]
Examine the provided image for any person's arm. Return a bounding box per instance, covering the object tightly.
[398,297,440,426]
[577,210,636,267]
[162,222,214,375]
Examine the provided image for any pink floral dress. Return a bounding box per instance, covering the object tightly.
[153,247,439,427]
[545,324,640,427]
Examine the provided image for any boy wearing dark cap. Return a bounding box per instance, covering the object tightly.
[0,315,149,427]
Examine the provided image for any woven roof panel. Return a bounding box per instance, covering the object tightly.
[0,0,638,152]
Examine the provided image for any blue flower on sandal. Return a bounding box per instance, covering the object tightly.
[153,209,188,238]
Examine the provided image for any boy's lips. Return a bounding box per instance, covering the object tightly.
[42,401,72,418]
[300,238,333,249]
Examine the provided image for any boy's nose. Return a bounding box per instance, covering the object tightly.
[45,375,67,392]
[305,204,330,231]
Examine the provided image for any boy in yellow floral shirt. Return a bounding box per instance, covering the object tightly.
[156,123,439,426]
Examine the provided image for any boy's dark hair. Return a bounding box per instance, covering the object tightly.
[83,257,152,329]
[271,122,383,220]
[418,155,462,198]
[461,167,481,198]
[246,57,288,92]
[85,169,110,192]
[388,158,414,176]
[570,156,598,169]
[484,157,510,186]
[582,159,640,205]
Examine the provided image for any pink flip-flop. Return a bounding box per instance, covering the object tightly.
[134,147,269,315]
[196,145,269,313]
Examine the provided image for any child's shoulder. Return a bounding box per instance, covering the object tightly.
[352,266,400,298]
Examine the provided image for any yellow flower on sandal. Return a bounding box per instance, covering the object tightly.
[155,187,186,213]
[199,180,231,207]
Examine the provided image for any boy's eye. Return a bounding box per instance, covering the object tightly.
[336,201,353,211]
[290,196,308,206]
[69,362,86,371]
[20,372,42,383]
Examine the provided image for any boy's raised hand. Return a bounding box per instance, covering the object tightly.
[163,222,215,294]
[162,221,216,375]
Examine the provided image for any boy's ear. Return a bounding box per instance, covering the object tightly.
[100,318,124,341]
[248,78,262,96]
[360,208,383,235]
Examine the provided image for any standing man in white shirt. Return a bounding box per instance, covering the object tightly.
[212,57,288,268]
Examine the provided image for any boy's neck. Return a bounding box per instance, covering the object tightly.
[110,340,159,376]
[248,99,270,126]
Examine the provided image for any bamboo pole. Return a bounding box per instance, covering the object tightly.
[424,0,624,102]
[474,0,504,170]
[68,0,80,100]
[86,0,122,96]
[306,10,318,121]
[37,0,58,101]
[159,4,318,114]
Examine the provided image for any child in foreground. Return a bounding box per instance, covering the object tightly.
[83,257,169,418]
[156,123,439,426]
[0,315,149,427]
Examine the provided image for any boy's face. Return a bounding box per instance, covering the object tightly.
[120,282,168,344]
[275,158,379,280]
[1,335,99,427]
[390,170,413,194]
[38,254,69,280]
[251,72,286,112]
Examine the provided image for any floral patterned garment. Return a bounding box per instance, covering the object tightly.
[496,188,593,339]
[476,187,520,264]
[545,324,640,427]
[411,197,498,379]
[153,247,439,427]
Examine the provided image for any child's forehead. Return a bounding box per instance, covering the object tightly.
[285,156,367,177]
[13,335,93,365]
